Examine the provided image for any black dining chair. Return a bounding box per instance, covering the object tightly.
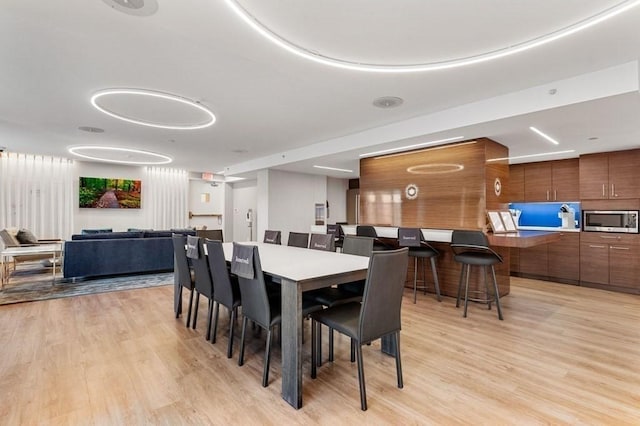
[451,230,504,320]
[308,233,335,252]
[172,234,195,327]
[287,232,309,248]
[263,230,281,245]
[398,227,442,303]
[232,243,322,387]
[205,239,242,358]
[310,247,409,411]
[186,236,215,339]
[326,224,344,251]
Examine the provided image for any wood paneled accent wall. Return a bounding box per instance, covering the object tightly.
[359,138,509,229]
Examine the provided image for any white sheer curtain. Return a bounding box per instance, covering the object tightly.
[0,152,75,239]
[144,166,189,230]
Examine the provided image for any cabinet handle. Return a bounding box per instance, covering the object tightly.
[610,246,630,250]
[599,235,619,240]
[554,189,557,201]
[589,244,607,248]
[611,183,616,197]
[602,184,605,197]
[546,190,549,201]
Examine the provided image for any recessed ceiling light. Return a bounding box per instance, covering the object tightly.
[101,0,158,16]
[90,89,216,130]
[487,150,575,162]
[78,126,105,133]
[313,165,354,173]
[360,136,464,158]
[588,136,599,141]
[68,146,172,165]
[373,97,404,109]
[530,126,559,145]
[232,149,248,154]
[223,0,640,73]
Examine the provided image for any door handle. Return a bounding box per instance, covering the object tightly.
[546,190,549,201]
[611,183,616,197]
[589,244,607,248]
[599,235,619,240]
[554,189,557,201]
[610,246,630,250]
[602,184,606,197]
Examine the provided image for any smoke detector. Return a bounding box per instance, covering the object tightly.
[101,0,158,16]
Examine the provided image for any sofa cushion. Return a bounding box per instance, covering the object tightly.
[16,228,39,245]
[81,228,113,234]
[1,229,20,247]
[143,230,173,238]
[71,231,143,240]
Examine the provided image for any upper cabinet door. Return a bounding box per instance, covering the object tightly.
[579,153,609,199]
[508,164,525,202]
[551,158,580,201]
[608,149,640,199]
[524,162,552,201]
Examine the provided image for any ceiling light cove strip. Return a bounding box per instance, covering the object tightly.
[530,126,560,145]
[360,136,465,158]
[487,150,575,162]
[91,89,216,130]
[68,146,173,165]
[223,0,640,73]
[313,165,353,173]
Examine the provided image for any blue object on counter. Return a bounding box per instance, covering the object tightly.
[509,202,581,228]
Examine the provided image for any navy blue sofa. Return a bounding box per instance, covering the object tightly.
[63,230,195,280]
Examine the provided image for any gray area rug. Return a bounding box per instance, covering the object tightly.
[0,265,173,305]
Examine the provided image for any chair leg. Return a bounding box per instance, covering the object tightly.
[227,307,236,358]
[421,257,427,295]
[463,264,471,318]
[350,338,356,363]
[456,265,465,308]
[491,266,504,320]
[205,299,213,341]
[175,287,182,319]
[355,344,367,411]
[430,257,442,302]
[263,328,273,387]
[211,302,220,344]
[186,289,195,328]
[329,328,334,362]
[412,256,418,304]
[238,316,248,366]
[395,332,403,389]
[483,266,492,310]
[192,293,200,329]
[311,319,318,379]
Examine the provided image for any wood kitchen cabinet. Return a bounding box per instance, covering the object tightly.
[524,159,579,202]
[579,149,640,199]
[580,232,640,292]
[508,164,525,202]
[516,232,580,283]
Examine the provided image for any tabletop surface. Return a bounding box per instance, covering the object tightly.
[1,243,63,256]
[222,242,370,282]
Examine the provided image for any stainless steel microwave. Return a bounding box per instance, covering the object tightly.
[583,210,639,233]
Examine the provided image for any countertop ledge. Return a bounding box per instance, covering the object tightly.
[517,226,581,233]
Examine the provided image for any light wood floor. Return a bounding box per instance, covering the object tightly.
[1,277,639,425]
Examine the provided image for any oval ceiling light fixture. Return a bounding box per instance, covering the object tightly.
[224,0,640,73]
[68,146,172,165]
[91,89,216,130]
[407,164,464,174]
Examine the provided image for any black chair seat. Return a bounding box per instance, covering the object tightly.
[408,247,437,258]
[454,252,501,266]
[305,287,362,307]
[310,302,360,338]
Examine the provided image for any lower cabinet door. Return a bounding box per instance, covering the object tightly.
[609,245,639,289]
[580,243,609,285]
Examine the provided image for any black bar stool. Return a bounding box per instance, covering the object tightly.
[450,230,504,320]
[397,227,441,303]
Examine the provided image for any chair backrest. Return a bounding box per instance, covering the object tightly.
[308,233,335,252]
[287,232,309,248]
[450,230,502,262]
[172,234,194,290]
[356,225,378,238]
[196,229,224,242]
[342,235,374,257]
[397,227,422,248]
[205,239,237,308]
[0,229,20,248]
[326,224,343,238]
[188,237,213,299]
[358,248,409,343]
[231,243,272,328]
[263,230,282,245]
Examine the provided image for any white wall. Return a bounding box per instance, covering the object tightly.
[75,161,147,233]
[266,169,327,243]
[326,177,348,224]
[231,179,257,242]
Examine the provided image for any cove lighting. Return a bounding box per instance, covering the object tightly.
[360,136,464,158]
[486,150,575,162]
[91,89,216,130]
[530,126,560,145]
[223,0,640,73]
[68,146,173,165]
[313,165,354,173]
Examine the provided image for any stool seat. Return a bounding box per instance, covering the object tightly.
[409,247,437,258]
[454,252,500,266]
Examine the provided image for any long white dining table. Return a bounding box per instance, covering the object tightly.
[175,241,370,409]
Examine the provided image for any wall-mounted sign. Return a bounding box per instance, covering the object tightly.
[405,183,419,200]
[494,177,502,196]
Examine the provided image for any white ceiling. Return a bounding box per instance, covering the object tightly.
[1,0,640,179]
